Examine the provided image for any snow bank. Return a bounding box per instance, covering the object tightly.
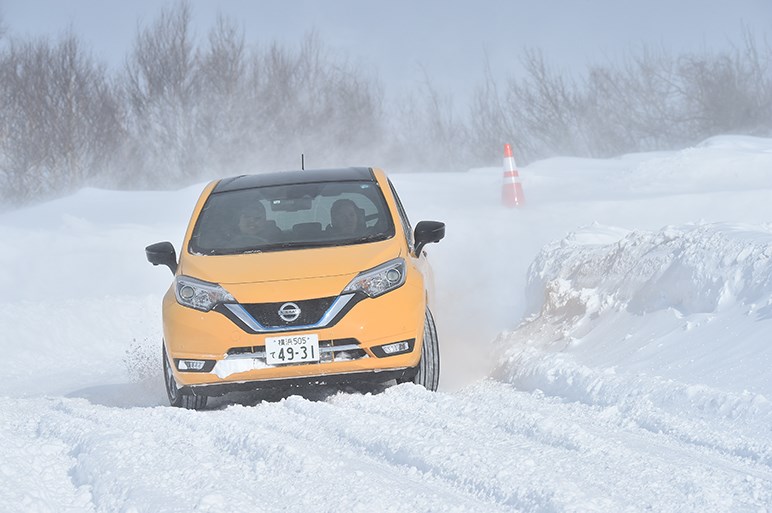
[497,222,772,457]
[524,222,772,319]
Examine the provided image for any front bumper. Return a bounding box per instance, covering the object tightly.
[161,272,426,388]
[181,367,417,397]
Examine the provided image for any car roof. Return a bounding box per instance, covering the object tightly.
[212,167,376,193]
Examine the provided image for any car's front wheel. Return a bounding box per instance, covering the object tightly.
[400,308,440,391]
[163,343,208,410]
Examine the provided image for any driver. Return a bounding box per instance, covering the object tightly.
[235,201,280,243]
[329,198,364,236]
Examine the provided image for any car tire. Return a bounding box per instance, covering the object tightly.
[163,343,208,410]
[404,308,440,391]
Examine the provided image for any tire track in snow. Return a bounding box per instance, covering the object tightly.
[179,391,525,513]
[206,382,772,512]
[256,381,772,512]
[6,381,772,513]
[0,398,96,513]
[32,398,296,513]
[498,348,772,469]
[276,385,564,511]
[457,380,772,512]
[24,393,518,513]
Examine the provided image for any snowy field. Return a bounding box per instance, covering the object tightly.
[2,135,772,512]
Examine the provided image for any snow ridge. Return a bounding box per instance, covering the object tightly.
[497,222,772,473]
[523,222,772,320]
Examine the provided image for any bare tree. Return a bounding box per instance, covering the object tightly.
[196,15,253,173]
[119,0,200,186]
[0,32,120,204]
[115,4,386,186]
[470,37,772,163]
[390,72,471,172]
[249,31,384,170]
[678,32,772,138]
[467,56,519,167]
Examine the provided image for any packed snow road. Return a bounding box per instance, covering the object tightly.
[3,136,772,511]
[3,379,770,512]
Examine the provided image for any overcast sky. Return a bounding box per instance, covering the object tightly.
[2,0,770,104]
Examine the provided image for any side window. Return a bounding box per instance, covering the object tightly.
[387,179,414,251]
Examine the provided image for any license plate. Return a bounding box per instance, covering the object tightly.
[265,334,320,365]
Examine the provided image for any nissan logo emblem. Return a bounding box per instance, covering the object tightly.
[278,302,301,322]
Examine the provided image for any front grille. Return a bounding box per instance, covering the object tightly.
[225,338,367,364]
[241,297,336,328]
[217,293,363,334]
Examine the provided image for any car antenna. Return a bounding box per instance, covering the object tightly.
[301,153,305,170]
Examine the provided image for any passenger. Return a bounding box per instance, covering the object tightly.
[329,199,364,236]
[234,201,281,243]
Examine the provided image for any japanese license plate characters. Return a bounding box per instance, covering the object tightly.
[265,334,320,365]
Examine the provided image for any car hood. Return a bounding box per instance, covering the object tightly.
[180,238,403,285]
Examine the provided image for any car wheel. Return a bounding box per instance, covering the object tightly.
[402,308,440,391]
[162,343,208,410]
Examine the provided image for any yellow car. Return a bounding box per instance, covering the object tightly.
[146,167,445,409]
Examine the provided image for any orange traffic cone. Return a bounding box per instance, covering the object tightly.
[501,143,525,207]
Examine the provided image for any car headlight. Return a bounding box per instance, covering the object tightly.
[342,258,406,298]
[174,275,235,312]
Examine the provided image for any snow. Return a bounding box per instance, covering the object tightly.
[2,135,772,511]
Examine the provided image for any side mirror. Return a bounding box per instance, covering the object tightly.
[414,221,445,256]
[146,241,178,275]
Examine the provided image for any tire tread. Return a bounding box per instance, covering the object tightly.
[413,308,440,391]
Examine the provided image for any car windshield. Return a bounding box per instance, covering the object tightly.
[189,180,396,255]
